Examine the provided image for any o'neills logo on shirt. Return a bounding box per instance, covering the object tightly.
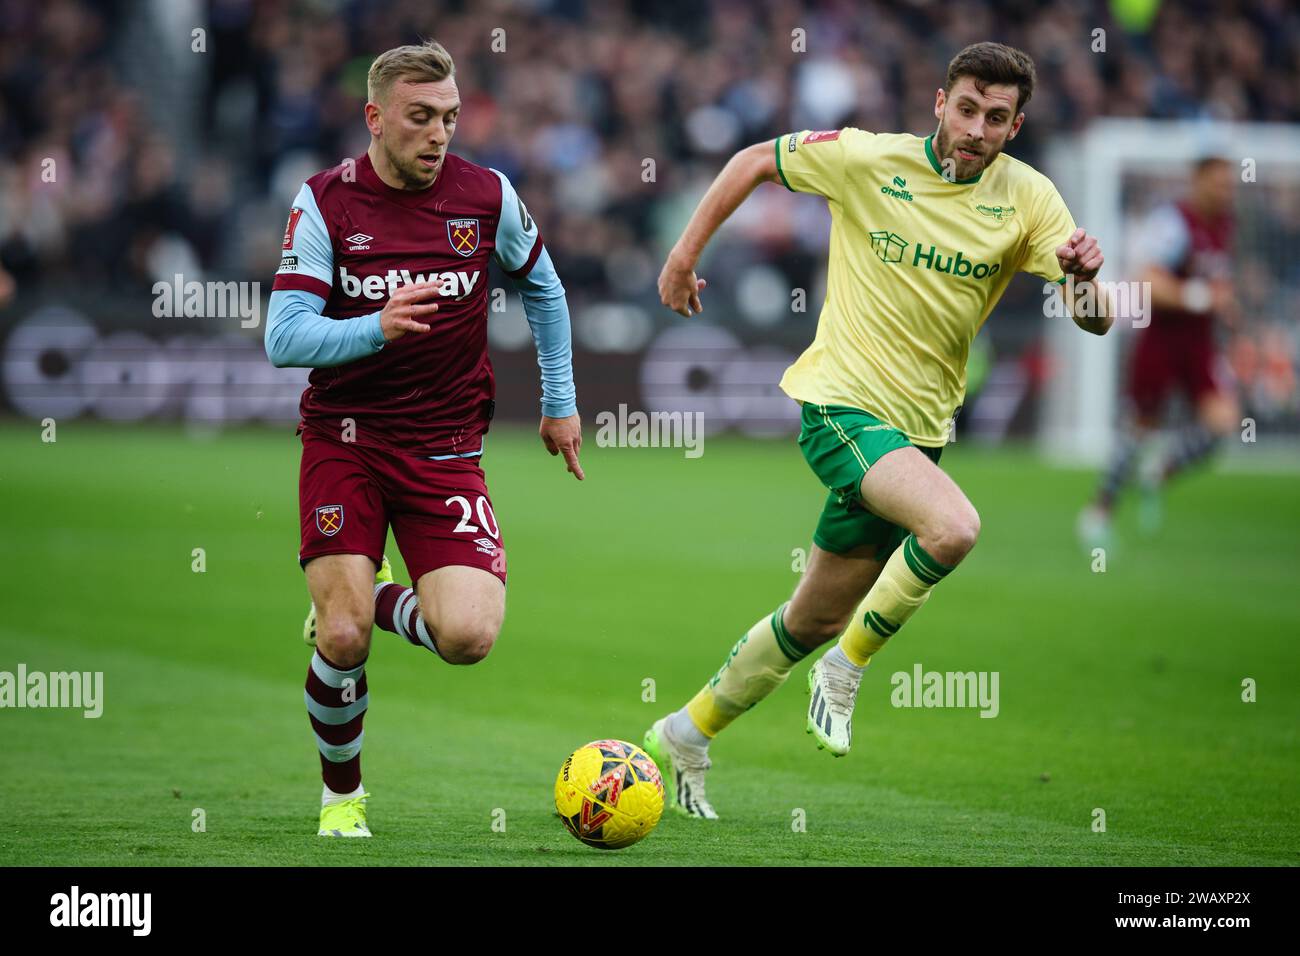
[338,266,481,300]
[881,175,913,202]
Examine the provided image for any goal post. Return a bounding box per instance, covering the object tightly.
[1039,118,1300,467]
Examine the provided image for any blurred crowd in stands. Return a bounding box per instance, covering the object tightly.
[3,0,1297,304]
[2,0,1299,421]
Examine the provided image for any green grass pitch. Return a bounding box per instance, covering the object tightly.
[1,423,1296,866]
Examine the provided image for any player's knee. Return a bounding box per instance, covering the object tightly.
[922,506,981,566]
[431,616,500,665]
[950,508,981,560]
[316,612,373,667]
[948,507,982,560]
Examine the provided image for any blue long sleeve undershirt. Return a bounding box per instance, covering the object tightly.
[512,247,577,419]
[264,292,385,368]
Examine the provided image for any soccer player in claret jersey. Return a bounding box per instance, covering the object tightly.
[1078,157,1239,546]
[265,41,583,837]
[645,42,1112,819]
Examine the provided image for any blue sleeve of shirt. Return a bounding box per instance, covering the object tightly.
[491,169,577,419]
[265,181,387,369]
[265,289,386,368]
[512,248,578,418]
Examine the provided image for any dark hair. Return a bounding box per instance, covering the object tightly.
[945,42,1036,114]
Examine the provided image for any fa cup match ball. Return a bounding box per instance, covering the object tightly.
[554,739,664,849]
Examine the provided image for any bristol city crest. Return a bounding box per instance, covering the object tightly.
[447,218,480,257]
[315,505,344,537]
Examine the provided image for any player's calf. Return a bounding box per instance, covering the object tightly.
[374,580,441,655]
[373,584,501,663]
[681,602,811,740]
[305,646,370,833]
[836,533,955,668]
[782,602,852,648]
[375,565,505,664]
[782,541,888,651]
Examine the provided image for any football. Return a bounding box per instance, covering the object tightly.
[554,739,664,849]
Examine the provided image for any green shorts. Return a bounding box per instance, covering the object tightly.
[797,403,943,560]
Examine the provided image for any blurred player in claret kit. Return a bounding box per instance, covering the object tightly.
[1079,157,1239,545]
[646,42,1112,819]
[264,41,583,837]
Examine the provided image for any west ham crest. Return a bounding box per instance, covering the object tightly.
[447,218,480,257]
[315,505,344,537]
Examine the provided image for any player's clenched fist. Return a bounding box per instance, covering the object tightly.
[379,280,441,341]
[539,413,584,481]
[1056,228,1104,282]
[658,249,709,317]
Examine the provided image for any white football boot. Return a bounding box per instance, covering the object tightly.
[806,654,862,756]
[643,716,718,820]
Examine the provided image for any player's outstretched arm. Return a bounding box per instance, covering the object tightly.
[1055,227,1113,335]
[659,141,782,317]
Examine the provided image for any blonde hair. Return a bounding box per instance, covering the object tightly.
[367,40,456,105]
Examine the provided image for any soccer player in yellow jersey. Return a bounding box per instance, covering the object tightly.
[643,42,1111,819]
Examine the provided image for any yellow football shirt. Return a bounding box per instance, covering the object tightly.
[774,128,1076,446]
